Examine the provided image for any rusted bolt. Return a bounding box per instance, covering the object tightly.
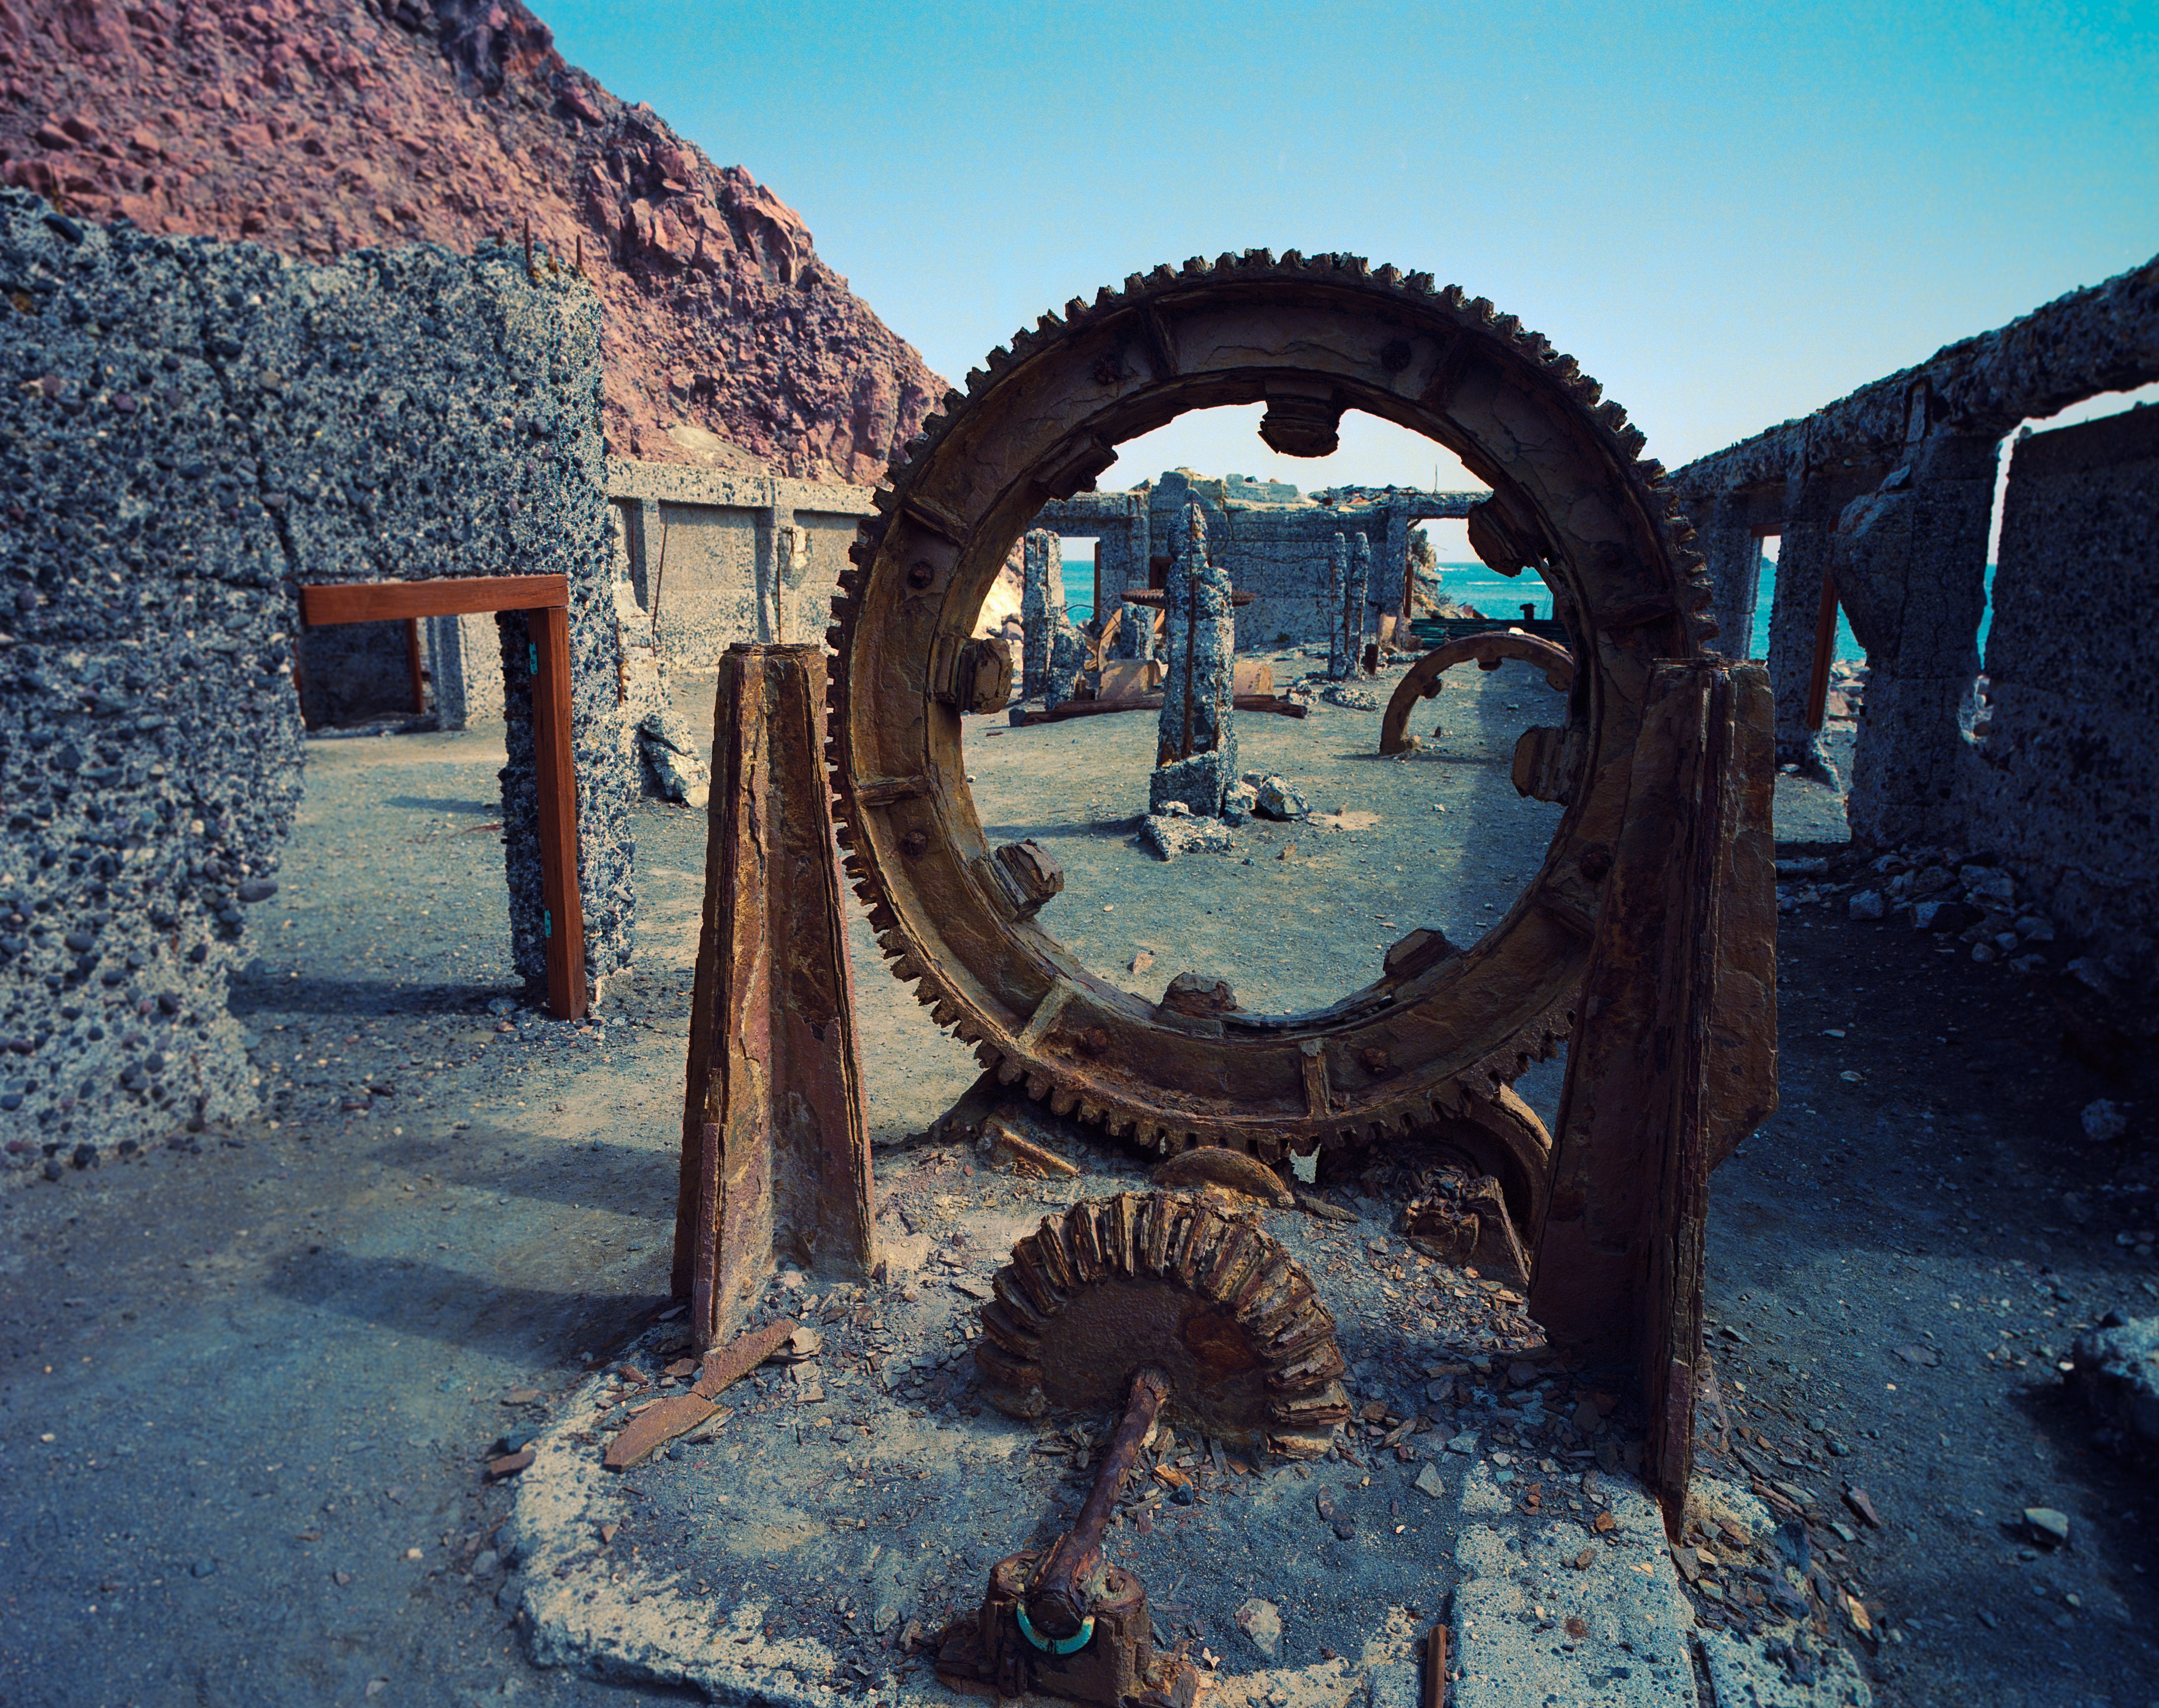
[1378,340,1413,374]
[1074,1027,1109,1057]
[1360,1046,1393,1077]
[1092,355,1122,387]
[906,559,935,590]
[1577,844,1612,882]
[898,829,930,859]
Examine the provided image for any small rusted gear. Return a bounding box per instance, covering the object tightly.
[972,1190,1351,1457]
[827,253,1711,1218]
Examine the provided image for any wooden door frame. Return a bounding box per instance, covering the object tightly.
[297,574,587,1021]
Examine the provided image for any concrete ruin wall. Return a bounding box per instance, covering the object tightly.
[1960,404,2159,973]
[605,461,877,664]
[1672,248,2159,981]
[1038,473,1477,651]
[296,618,420,727]
[0,191,632,1168]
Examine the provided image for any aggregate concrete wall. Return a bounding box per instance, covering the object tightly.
[1960,405,2159,977]
[605,461,877,664]
[0,190,631,1169]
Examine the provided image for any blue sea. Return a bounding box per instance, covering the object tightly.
[1067,558,1998,665]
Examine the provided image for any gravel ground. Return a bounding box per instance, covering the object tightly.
[0,669,2149,1707]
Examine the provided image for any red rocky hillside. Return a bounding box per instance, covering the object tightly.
[0,0,946,479]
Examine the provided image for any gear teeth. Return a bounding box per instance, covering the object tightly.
[1279,249,1304,268]
[1181,256,1208,276]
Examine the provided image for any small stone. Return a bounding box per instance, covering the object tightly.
[2081,1100,2129,1143]
[1233,1596,1282,1660]
[2024,1506,2071,1547]
[1414,1462,1446,1499]
[190,1558,216,1578]
[1847,889,1886,921]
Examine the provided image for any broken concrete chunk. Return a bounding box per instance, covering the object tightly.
[1140,810,1234,861]
[1243,773,1309,820]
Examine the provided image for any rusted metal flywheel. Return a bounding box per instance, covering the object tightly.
[827,253,1711,1225]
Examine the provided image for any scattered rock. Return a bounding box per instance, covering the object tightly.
[1244,773,1309,820]
[2024,1506,2071,1547]
[637,709,711,807]
[1232,1596,1282,1660]
[2081,1099,2129,1142]
[1414,1462,1446,1499]
[1847,889,1886,921]
[2072,1316,2159,1458]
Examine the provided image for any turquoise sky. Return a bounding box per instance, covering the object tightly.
[539,1,2157,484]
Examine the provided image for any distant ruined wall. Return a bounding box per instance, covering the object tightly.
[1037,473,1477,650]
[0,193,629,1171]
[605,461,877,665]
[1672,249,2159,983]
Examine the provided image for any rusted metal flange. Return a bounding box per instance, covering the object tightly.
[1377,630,1577,755]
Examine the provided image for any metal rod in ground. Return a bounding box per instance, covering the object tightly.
[1024,1365,1170,1638]
[671,643,877,1349]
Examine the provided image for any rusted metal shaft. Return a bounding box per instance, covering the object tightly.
[1025,1365,1171,1639]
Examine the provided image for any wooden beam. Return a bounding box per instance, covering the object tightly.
[299,574,568,627]
[528,604,586,1021]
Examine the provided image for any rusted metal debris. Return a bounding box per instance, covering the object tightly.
[1377,629,1576,756]
[601,1315,799,1471]
[671,644,876,1352]
[1403,1164,1531,1287]
[1528,660,1778,1535]
[942,1195,1345,1705]
[1150,1145,1296,1208]
[827,253,1713,1168]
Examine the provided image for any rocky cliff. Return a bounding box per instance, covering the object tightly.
[0,0,945,480]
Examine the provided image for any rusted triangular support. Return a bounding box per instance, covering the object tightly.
[670,643,877,1350]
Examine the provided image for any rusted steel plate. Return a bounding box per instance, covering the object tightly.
[1528,660,1776,1535]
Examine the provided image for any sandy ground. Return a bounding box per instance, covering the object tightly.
[0,662,2152,1707]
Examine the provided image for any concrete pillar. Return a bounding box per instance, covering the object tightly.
[1150,503,1238,815]
[1021,528,1061,700]
[1379,502,1412,633]
[1122,501,1153,661]
[1700,501,1764,660]
[1349,533,1373,671]
[1831,433,1997,847]
[1326,532,1350,679]
[425,614,468,730]
[752,491,781,643]
[1766,474,1841,781]
[773,522,807,645]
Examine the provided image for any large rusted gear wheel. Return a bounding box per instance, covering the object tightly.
[973,1191,1351,1456]
[827,253,1711,1217]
